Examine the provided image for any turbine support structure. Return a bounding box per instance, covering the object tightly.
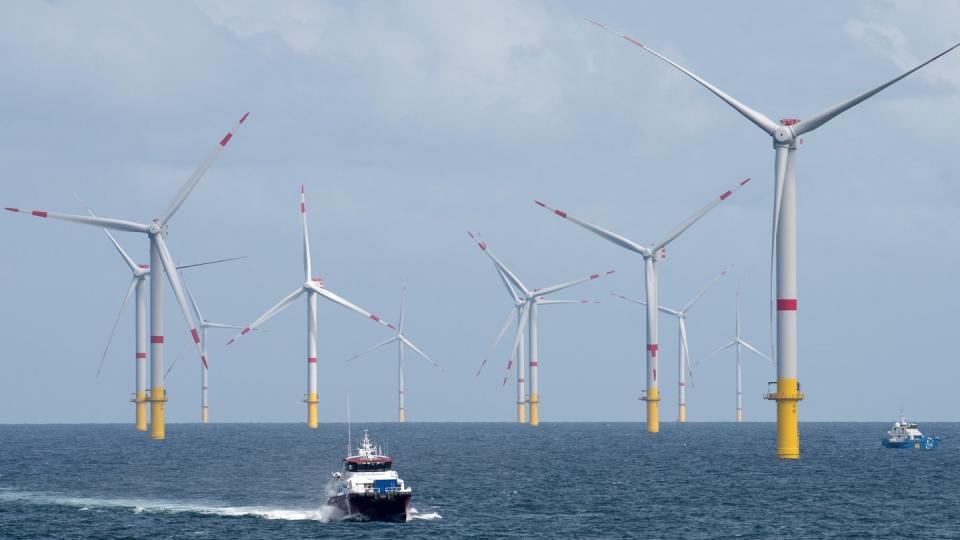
[148,236,166,440]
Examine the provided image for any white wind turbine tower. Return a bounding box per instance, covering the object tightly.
[181,274,247,424]
[587,19,959,458]
[89,219,244,431]
[469,232,613,426]
[536,176,749,433]
[700,284,772,422]
[226,185,399,429]
[345,284,439,423]
[612,266,731,423]
[6,112,249,440]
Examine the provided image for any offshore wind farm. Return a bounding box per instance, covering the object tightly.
[2,2,960,536]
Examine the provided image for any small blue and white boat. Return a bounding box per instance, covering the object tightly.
[882,414,940,449]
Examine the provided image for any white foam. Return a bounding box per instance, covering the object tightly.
[408,507,442,520]
[0,489,337,522]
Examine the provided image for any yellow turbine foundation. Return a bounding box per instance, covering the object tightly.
[399,408,406,423]
[517,402,527,424]
[149,387,166,440]
[678,404,686,423]
[737,409,743,423]
[764,377,804,459]
[529,393,540,426]
[307,392,319,429]
[135,391,147,432]
[202,407,209,424]
[643,388,660,433]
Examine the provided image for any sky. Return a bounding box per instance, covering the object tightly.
[1,1,959,424]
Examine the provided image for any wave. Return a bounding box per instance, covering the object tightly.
[0,489,339,522]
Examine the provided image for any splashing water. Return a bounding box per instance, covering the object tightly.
[0,489,340,522]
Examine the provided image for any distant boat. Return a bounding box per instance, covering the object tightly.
[882,413,940,450]
[328,430,412,522]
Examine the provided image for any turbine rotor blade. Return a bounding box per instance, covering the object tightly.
[175,255,247,271]
[97,277,138,377]
[4,207,149,233]
[156,112,249,225]
[653,178,751,252]
[586,19,778,135]
[739,338,773,364]
[794,41,960,136]
[300,184,312,282]
[535,269,616,297]
[399,334,440,370]
[154,234,209,369]
[682,265,733,312]
[477,307,517,376]
[534,201,650,256]
[226,287,305,345]
[468,232,530,295]
[311,284,397,331]
[346,336,398,362]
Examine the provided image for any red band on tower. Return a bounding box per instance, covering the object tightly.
[777,299,798,311]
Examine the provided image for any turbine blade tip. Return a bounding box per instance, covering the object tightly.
[5,207,18,212]
[740,177,751,186]
[534,200,546,207]
[239,112,250,124]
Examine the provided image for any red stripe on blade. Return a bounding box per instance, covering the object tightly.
[307,357,317,363]
[740,177,751,186]
[240,327,251,335]
[5,207,18,212]
[151,336,164,344]
[201,356,208,369]
[554,209,567,218]
[219,132,233,146]
[136,353,146,359]
[719,190,732,201]
[239,112,249,124]
[32,210,48,218]
[647,344,658,357]
[777,299,798,311]
[191,329,200,343]
[529,361,539,367]
[590,274,599,279]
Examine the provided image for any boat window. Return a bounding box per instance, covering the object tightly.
[346,461,393,472]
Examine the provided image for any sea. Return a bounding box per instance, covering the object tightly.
[1,422,957,538]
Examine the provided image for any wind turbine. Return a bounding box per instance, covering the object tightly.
[345,284,439,423]
[535,176,749,433]
[225,185,398,429]
[587,19,959,457]
[6,112,249,440]
[469,232,613,426]
[612,266,731,422]
[700,284,771,422]
[181,273,247,424]
[90,221,244,431]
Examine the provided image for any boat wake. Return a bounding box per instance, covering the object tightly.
[0,488,340,522]
[408,507,442,520]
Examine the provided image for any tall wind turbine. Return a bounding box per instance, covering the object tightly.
[91,222,244,431]
[587,19,959,457]
[536,176,749,433]
[226,185,398,428]
[181,273,247,424]
[700,284,771,422]
[612,266,731,422]
[469,232,613,426]
[6,113,249,440]
[346,284,439,423]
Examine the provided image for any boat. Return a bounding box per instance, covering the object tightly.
[328,430,412,522]
[882,413,941,449]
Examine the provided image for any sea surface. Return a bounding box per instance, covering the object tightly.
[0,422,957,538]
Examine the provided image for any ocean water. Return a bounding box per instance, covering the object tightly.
[0,422,957,538]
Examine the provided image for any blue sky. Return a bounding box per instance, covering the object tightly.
[2,1,958,423]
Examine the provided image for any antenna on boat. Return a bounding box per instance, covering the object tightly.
[347,394,352,456]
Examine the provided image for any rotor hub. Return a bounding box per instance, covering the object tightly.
[148,222,162,234]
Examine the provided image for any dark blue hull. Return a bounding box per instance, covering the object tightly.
[882,437,940,449]
[327,492,411,522]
